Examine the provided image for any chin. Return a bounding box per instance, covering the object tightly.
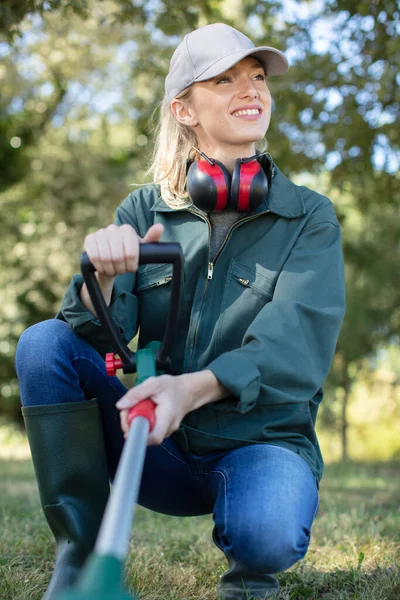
[230,133,266,148]
[232,128,268,146]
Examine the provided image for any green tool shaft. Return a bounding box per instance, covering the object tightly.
[95,415,150,559]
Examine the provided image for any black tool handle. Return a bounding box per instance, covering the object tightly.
[81,242,184,373]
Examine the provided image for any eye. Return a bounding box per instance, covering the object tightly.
[216,75,231,84]
[254,73,266,81]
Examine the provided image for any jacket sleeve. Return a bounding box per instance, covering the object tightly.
[206,208,346,413]
[55,201,139,357]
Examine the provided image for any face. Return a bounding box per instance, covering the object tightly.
[171,56,271,157]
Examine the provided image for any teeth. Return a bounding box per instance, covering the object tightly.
[233,109,260,116]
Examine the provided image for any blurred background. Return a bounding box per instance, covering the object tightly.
[1,0,399,464]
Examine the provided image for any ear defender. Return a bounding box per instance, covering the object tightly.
[230,157,269,212]
[186,149,273,213]
[187,158,231,212]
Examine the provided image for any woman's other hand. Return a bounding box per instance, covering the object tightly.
[116,370,230,445]
[116,374,194,445]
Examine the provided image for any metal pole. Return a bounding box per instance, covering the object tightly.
[95,416,150,559]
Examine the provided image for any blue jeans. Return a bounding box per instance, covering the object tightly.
[16,319,319,578]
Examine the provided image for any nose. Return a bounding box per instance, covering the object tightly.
[238,78,259,100]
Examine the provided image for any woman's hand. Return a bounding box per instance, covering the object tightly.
[116,374,195,445]
[83,222,164,277]
[80,222,164,314]
[115,370,230,445]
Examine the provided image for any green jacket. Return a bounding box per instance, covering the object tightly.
[57,165,346,482]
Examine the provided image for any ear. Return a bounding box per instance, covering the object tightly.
[170,98,198,127]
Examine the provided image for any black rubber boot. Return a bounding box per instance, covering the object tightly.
[22,399,110,600]
[218,556,280,599]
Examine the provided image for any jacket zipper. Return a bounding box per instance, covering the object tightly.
[138,276,172,292]
[206,211,270,280]
[234,274,273,300]
[157,276,172,286]
[186,208,212,372]
[186,207,270,372]
[235,275,250,286]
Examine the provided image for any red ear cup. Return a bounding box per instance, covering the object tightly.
[230,158,268,212]
[187,159,231,212]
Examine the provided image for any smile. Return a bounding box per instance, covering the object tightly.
[232,108,262,118]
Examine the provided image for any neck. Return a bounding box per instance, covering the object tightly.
[197,143,256,174]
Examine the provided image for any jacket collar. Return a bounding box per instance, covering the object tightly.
[150,163,305,219]
[266,165,305,218]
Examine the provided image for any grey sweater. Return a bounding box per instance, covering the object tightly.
[208,209,242,261]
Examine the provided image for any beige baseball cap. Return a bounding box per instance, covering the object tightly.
[165,23,289,102]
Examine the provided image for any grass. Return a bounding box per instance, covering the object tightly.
[0,422,399,600]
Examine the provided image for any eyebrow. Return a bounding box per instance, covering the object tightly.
[226,62,265,73]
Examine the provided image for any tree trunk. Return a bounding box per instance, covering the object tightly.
[341,371,351,462]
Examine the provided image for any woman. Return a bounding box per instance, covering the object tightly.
[16,23,346,600]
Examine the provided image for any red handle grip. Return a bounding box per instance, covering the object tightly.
[127,399,156,432]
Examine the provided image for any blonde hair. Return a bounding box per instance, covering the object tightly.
[147,87,197,209]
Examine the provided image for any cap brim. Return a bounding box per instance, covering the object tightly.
[193,46,289,83]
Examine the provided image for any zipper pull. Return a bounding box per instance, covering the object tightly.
[237,277,249,286]
[207,262,214,280]
[156,276,172,286]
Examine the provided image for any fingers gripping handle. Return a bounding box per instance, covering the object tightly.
[127,400,156,432]
[80,242,183,374]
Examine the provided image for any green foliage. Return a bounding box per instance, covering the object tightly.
[0,0,399,463]
[0,1,91,40]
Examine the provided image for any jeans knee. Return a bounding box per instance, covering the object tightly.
[16,319,72,377]
[229,527,308,574]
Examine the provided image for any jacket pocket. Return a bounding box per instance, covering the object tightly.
[136,263,173,292]
[232,274,273,302]
[215,259,276,355]
[135,264,174,345]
